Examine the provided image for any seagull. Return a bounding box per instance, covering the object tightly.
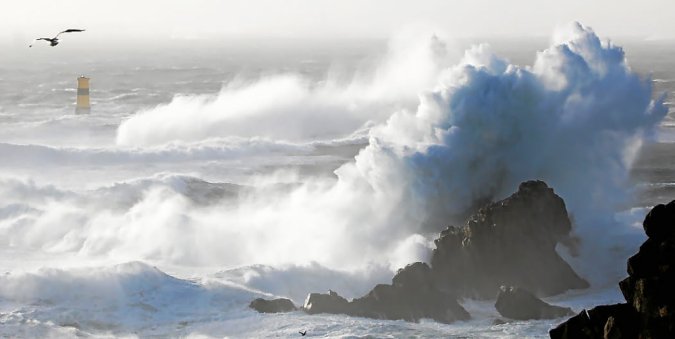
[299,330,307,336]
[29,29,85,47]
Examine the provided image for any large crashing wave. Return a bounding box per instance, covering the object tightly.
[356,23,666,224]
[341,22,666,282]
[1,24,666,289]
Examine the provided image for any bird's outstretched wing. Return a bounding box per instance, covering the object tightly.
[55,29,85,38]
[29,38,53,48]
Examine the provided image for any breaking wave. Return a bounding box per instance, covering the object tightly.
[0,24,667,294]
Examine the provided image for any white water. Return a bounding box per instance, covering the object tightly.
[0,23,673,337]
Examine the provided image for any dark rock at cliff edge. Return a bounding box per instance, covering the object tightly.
[551,200,675,339]
[431,180,588,298]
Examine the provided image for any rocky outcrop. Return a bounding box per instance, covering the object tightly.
[550,200,675,339]
[249,298,297,313]
[549,304,639,339]
[350,262,470,323]
[300,181,589,324]
[302,262,470,324]
[495,286,573,320]
[303,290,351,315]
[431,181,589,298]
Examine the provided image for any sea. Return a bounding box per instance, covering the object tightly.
[0,32,673,338]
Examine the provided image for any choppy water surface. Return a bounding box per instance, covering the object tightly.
[0,31,673,338]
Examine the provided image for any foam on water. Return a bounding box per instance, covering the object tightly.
[0,23,672,338]
[0,260,627,338]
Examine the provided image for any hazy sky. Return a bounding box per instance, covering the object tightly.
[3,0,675,44]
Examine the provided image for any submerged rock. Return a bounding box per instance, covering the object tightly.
[302,263,470,324]
[249,298,297,313]
[551,200,675,339]
[431,181,589,298]
[495,286,573,320]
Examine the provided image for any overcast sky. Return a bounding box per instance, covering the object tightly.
[3,0,675,44]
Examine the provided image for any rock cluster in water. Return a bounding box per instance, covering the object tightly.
[250,181,587,324]
[304,262,470,323]
[550,200,675,339]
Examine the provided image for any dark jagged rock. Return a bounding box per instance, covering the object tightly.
[303,290,351,315]
[495,286,573,320]
[391,261,433,289]
[431,181,589,298]
[302,181,589,325]
[551,200,675,339]
[350,263,469,323]
[249,298,297,313]
[302,263,470,324]
[549,304,638,339]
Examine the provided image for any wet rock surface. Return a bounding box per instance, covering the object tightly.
[495,286,573,320]
[249,298,297,313]
[302,263,470,324]
[302,290,351,315]
[298,181,588,324]
[551,200,675,339]
[431,181,588,298]
[549,304,639,339]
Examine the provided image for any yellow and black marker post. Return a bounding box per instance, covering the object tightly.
[76,76,90,114]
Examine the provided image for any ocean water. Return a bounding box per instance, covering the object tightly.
[0,29,674,338]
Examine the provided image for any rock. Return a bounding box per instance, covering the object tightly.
[493,318,507,325]
[603,316,621,339]
[302,181,588,325]
[249,298,297,313]
[551,200,675,339]
[549,309,595,339]
[392,261,433,289]
[642,201,675,240]
[350,284,469,323]
[495,286,573,320]
[431,180,589,298]
[302,262,470,324]
[302,290,351,315]
[364,262,470,323]
[549,304,638,339]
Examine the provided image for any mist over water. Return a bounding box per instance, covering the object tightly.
[0,23,674,337]
[116,31,454,146]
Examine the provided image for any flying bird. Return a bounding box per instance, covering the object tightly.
[299,330,307,336]
[29,29,86,47]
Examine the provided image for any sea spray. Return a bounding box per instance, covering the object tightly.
[0,24,666,293]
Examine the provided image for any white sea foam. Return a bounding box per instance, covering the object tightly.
[3,23,667,277]
[0,262,265,337]
[0,23,669,338]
